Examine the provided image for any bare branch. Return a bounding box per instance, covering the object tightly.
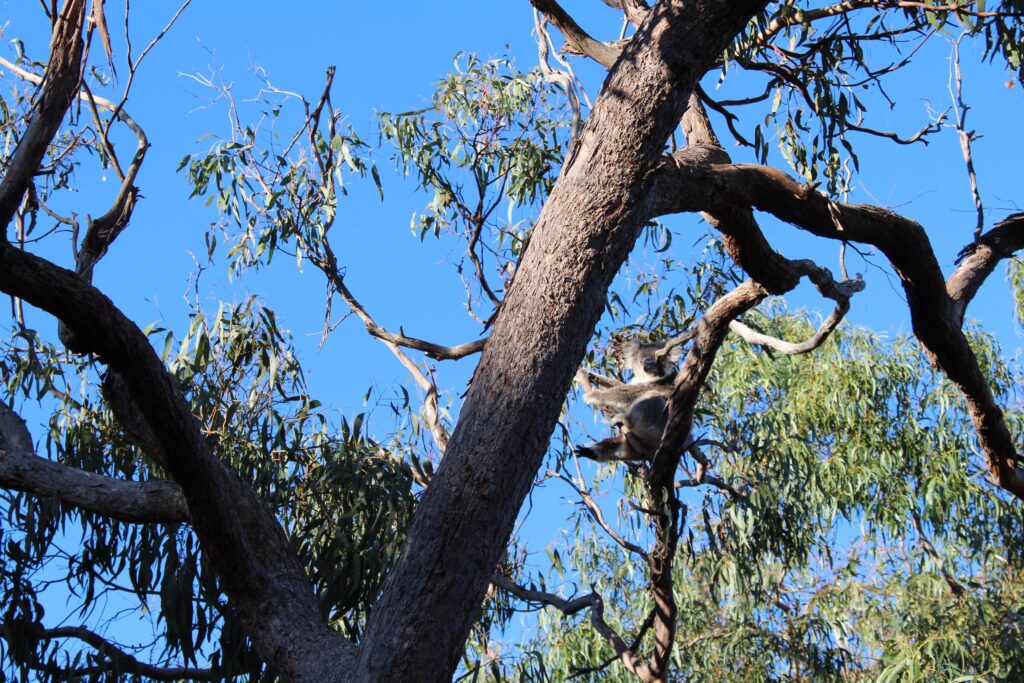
[949,211,1024,321]
[529,0,621,68]
[535,10,586,139]
[949,33,984,239]
[0,55,150,279]
[0,399,188,523]
[654,325,697,363]
[599,0,652,28]
[490,575,658,682]
[729,267,865,355]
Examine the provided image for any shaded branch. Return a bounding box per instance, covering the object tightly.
[29,624,216,681]
[649,154,1024,500]
[0,399,188,523]
[0,242,352,679]
[0,48,150,283]
[641,280,768,678]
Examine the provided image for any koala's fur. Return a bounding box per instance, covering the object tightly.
[575,338,681,462]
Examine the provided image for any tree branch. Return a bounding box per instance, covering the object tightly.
[490,575,658,682]
[529,0,621,68]
[729,270,864,355]
[649,155,1024,500]
[0,399,188,523]
[949,211,1024,323]
[28,624,216,681]
[0,246,351,678]
[0,0,87,231]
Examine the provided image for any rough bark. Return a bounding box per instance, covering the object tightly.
[0,246,353,679]
[647,280,768,677]
[350,2,771,680]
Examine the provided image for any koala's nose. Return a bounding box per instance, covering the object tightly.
[642,359,658,374]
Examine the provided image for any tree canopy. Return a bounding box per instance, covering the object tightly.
[1,1,1023,681]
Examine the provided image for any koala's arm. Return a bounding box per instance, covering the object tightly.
[576,368,622,391]
[584,380,673,415]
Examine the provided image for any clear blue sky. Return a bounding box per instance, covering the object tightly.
[1,0,1021,663]
[2,1,1018,405]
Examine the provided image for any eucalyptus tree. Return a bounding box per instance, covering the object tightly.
[1,1,1023,682]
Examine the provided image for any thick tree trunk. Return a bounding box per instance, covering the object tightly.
[351,2,769,680]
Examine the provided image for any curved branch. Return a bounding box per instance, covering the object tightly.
[490,575,658,682]
[529,0,621,68]
[729,271,864,355]
[368,323,486,361]
[949,211,1024,323]
[0,56,150,277]
[28,624,215,681]
[0,399,188,523]
[649,155,1024,500]
[320,265,467,452]
[0,246,352,679]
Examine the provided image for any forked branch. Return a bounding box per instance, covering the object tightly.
[490,574,658,682]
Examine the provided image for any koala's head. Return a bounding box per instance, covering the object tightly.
[623,339,681,382]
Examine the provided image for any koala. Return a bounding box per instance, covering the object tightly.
[577,339,682,417]
[575,338,682,462]
[576,392,667,462]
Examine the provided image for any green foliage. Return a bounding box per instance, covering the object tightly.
[4,1,1024,675]
[379,54,566,241]
[378,54,567,313]
[723,1,1024,195]
[182,98,380,278]
[0,299,413,678]
[1008,259,1024,328]
[486,312,1024,681]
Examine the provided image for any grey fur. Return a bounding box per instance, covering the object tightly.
[576,338,680,461]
